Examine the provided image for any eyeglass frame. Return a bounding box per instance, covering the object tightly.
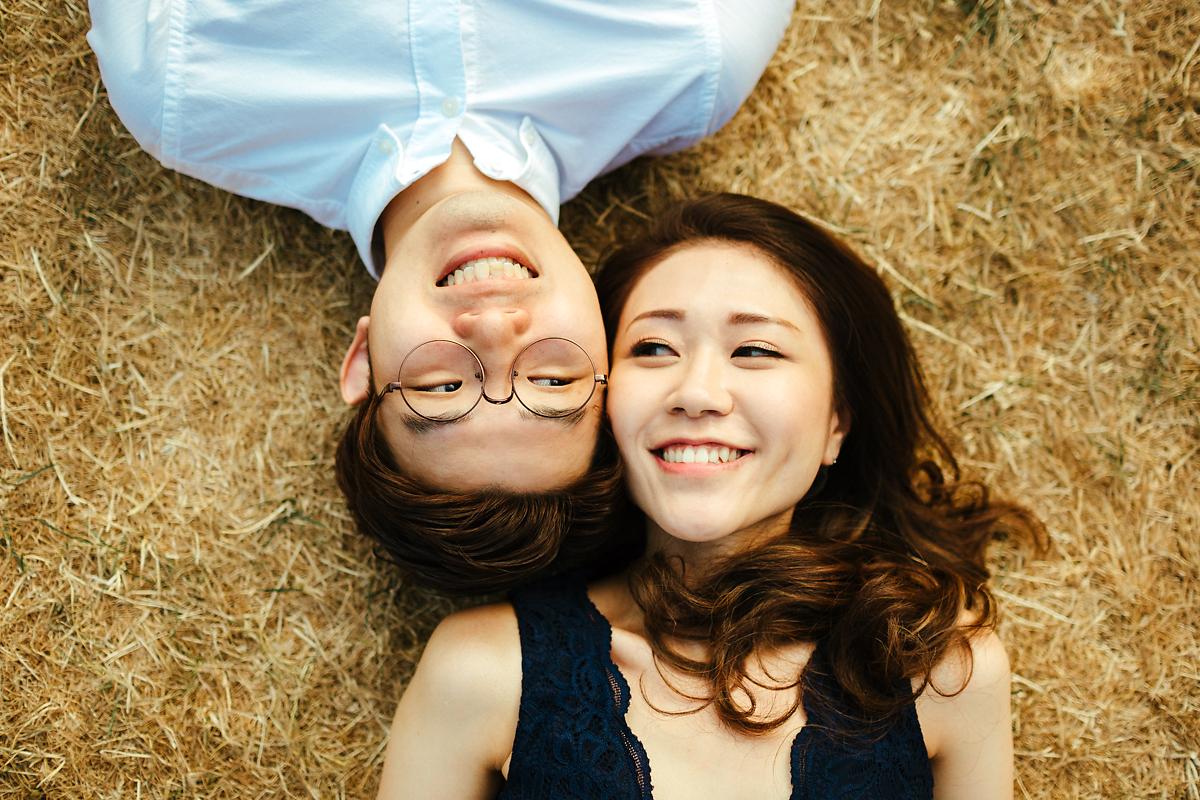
[375,337,607,423]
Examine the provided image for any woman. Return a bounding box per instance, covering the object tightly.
[375,194,1043,798]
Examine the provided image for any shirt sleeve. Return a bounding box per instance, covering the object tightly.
[708,0,794,135]
[87,0,174,164]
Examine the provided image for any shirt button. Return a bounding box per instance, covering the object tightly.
[522,127,536,147]
[377,138,394,154]
[441,97,461,117]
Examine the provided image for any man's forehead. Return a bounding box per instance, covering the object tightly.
[385,410,600,492]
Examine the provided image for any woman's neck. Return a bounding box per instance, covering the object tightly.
[638,508,796,581]
[597,508,802,653]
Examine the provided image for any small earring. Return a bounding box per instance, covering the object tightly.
[831,456,838,465]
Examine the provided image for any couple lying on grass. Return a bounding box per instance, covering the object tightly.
[90,1,1043,794]
[371,191,1043,799]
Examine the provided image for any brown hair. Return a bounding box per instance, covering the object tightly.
[595,193,1046,735]
[334,377,634,595]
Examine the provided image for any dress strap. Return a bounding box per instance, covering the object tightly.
[500,575,649,799]
[792,644,934,799]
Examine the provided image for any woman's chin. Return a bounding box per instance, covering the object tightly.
[644,503,798,558]
[651,516,739,548]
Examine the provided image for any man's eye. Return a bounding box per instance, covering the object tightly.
[528,377,573,387]
[630,340,676,357]
[732,344,782,358]
[413,380,463,393]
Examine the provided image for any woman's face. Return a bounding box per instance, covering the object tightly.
[607,242,848,549]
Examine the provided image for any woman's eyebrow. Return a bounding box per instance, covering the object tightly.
[629,308,798,331]
[728,311,800,332]
[628,309,684,325]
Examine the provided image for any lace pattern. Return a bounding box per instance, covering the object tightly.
[793,649,935,799]
[499,575,933,799]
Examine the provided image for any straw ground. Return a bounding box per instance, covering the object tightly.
[2,1,1197,797]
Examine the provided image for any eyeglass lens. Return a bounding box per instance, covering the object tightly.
[397,339,596,420]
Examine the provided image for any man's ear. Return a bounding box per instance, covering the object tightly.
[339,316,372,405]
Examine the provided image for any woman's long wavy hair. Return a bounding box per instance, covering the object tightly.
[594,193,1045,736]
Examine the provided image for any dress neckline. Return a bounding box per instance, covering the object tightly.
[575,580,815,800]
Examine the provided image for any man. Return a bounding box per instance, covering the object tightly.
[88,0,793,592]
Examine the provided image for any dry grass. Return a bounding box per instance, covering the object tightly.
[2,0,1197,796]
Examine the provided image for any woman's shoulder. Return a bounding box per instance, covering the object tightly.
[917,607,1010,691]
[424,601,522,672]
[415,602,523,721]
[914,615,1013,782]
[921,613,1010,696]
[422,574,610,687]
[375,602,523,796]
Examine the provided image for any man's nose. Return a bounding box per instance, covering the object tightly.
[452,308,532,397]
[668,351,733,418]
[452,307,532,343]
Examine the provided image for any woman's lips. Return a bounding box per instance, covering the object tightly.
[651,441,752,473]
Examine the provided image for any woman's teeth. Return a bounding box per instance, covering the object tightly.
[439,257,533,286]
[659,445,746,464]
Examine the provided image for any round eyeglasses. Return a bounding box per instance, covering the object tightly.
[380,337,607,422]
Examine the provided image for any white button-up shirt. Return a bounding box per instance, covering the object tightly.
[88,0,792,277]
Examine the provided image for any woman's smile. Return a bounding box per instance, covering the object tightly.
[652,440,753,473]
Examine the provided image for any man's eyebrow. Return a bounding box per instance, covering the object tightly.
[728,312,800,332]
[518,406,588,428]
[401,414,463,434]
[400,406,587,435]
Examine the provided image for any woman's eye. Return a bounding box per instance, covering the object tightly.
[630,340,676,358]
[733,344,783,358]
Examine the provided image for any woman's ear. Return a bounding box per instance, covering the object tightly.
[824,404,850,464]
[339,316,372,405]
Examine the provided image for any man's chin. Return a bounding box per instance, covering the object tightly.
[424,187,548,231]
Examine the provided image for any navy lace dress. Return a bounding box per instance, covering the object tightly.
[497,575,934,800]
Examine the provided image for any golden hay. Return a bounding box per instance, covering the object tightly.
[2,0,1197,797]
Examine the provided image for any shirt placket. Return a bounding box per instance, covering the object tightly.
[403,0,467,183]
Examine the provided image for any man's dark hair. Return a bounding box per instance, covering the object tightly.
[335,382,632,594]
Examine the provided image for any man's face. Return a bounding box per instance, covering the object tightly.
[342,190,607,492]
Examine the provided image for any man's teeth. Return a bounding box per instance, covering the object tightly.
[659,445,746,464]
[440,257,533,286]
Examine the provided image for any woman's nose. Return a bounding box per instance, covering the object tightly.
[668,353,733,417]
